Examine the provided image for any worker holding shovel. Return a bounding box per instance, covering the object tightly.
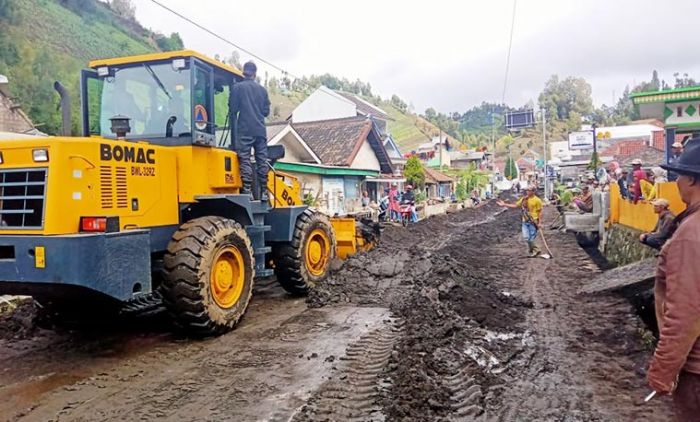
[497,187,544,257]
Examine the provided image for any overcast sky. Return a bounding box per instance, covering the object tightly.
[132,0,700,114]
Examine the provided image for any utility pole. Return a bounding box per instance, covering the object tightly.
[542,110,548,200]
[439,128,443,169]
[491,106,496,151]
[592,123,598,175]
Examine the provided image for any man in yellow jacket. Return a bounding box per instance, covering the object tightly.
[498,186,543,257]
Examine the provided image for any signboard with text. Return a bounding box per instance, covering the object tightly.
[568,131,594,150]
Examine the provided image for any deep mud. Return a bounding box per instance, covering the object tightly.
[0,201,674,421]
[306,201,674,421]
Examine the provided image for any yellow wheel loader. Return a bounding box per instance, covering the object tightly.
[0,50,378,336]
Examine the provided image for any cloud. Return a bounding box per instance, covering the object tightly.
[133,0,700,113]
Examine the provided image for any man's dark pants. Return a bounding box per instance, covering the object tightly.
[674,371,700,421]
[237,136,268,194]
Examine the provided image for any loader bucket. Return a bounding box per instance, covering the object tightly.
[330,218,380,260]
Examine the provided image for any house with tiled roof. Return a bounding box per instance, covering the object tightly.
[267,116,393,215]
[291,85,390,133]
[0,75,42,136]
[423,166,454,198]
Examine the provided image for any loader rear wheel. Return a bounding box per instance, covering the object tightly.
[162,216,254,336]
[273,210,336,296]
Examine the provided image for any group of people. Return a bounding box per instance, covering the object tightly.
[385,183,418,223]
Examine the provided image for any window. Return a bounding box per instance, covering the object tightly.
[193,66,212,135]
[677,106,683,117]
[98,64,191,139]
[215,85,231,148]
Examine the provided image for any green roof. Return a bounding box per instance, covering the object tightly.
[631,85,700,104]
[273,161,379,177]
[630,85,700,98]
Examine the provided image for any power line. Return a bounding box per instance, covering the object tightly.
[146,0,384,115]
[146,0,301,81]
[501,0,517,105]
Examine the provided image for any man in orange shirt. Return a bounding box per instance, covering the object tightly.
[497,187,543,257]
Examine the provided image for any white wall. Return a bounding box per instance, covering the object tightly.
[292,86,357,123]
[550,140,573,160]
[350,140,381,171]
[580,123,659,141]
[664,101,700,127]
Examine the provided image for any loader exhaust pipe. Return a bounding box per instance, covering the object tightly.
[54,81,71,136]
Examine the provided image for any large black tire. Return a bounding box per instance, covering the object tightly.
[273,210,336,296]
[161,216,254,336]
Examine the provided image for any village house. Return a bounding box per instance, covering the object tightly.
[0,75,42,137]
[449,150,491,170]
[291,85,390,135]
[267,116,393,215]
[423,166,454,199]
[417,136,451,168]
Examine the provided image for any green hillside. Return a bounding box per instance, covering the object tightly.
[384,103,429,152]
[0,0,164,134]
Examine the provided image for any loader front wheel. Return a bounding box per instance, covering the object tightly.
[273,210,336,296]
[162,216,254,336]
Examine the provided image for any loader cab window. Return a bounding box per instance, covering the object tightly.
[97,63,191,140]
[214,84,232,148]
[192,65,214,144]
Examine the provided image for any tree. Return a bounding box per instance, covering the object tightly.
[154,32,184,51]
[226,51,242,69]
[111,0,136,20]
[538,75,593,123]
[404,156,425,189]
[504,156,518,180]
[390,94,408,112]
[424,107,437,121]
[673,72,697,89]
[587,152,602,171]
[633,70,661,93]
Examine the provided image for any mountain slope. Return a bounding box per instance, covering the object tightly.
[0,0,159,134]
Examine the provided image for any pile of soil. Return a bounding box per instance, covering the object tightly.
[0,298,40,341]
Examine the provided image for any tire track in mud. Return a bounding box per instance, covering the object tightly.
[481,210,674,422]
[289,319,401,422]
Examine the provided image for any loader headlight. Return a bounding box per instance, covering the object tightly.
[97,66,110,77]
[32,149,48,162]
[0,151,3,164]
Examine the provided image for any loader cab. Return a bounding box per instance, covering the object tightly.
[80,50,244,148]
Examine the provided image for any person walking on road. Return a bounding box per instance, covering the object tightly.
[388,183,401,222]
[497,186,543,257]
[231,61,271,201]
[647,140,700,420]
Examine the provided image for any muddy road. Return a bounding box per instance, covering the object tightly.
[0,202,673,421]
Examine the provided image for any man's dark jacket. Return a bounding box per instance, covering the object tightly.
[644,210,677,250]
[230,78,270,139]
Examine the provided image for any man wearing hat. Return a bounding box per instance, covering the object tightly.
[639,198,676,250]
[497,186,543,257]
[647,139,700,419]
[230,61,271,200]
[668,141,685,181]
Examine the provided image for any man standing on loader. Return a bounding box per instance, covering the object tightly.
[231,61,271,200]
[497,186,543,257]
